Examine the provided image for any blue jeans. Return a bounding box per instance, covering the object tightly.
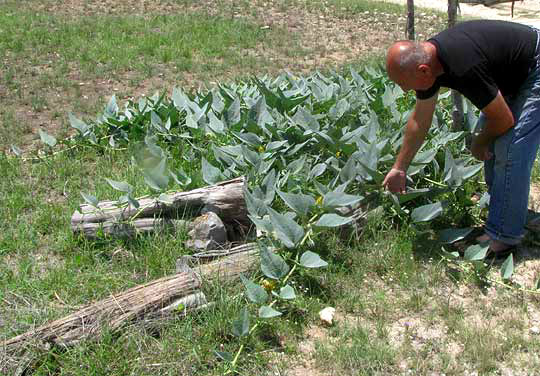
[479,32,540,245]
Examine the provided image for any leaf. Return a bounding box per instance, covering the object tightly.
[464,244,489,261]
[80,192,99,207]
[309,163,327,180]
[260,245,290,280]
[143,158,169,192]
[105,95,118,117]
[38,129,57,147]
[240,274,268,304]
[299,251,328,268]
[277,190,315,217]
[438,228,474,244]
[411,202,443,223]
[259,305,282,318]
[207,111,225,134]
[267,207,304,248]
[69,113,89,135]
[536,278,540,290]
[339,155,357,183]
[315,213,353,227]
[214,351,233,362]
[501,254,514,280]
[323,191,363,208]
[232,307,250,337]
[10,144,22,156]
[226,97,241,125]
[397,188,431,204]
[244,187,268,217]
[201,158,223,185]
[279,285,296,300]
[105,178,132,193]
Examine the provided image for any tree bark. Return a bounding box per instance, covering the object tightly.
[71,177,249,237]
[2,243,262,356]
[3,272,202,350]
[406,0,415,40]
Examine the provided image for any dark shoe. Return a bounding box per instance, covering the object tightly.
[485,245,516,261]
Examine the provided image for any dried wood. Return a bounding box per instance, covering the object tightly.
[74,218,189,239]
[3,272,201,350]
[2,242,262,355]
[71,177,248,230]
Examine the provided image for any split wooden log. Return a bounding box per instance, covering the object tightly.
[3,272,202,350]
[75,218,189,239]
[2,243,262,354]
[71,177,249,238]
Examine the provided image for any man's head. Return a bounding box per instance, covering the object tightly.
[386,41,438,92]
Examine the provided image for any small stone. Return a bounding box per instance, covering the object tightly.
[319,307,335,326]
[530,326,540,335]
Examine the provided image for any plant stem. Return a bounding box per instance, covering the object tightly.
[423,177,446,187]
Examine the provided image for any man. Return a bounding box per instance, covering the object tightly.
[383,20,540,257]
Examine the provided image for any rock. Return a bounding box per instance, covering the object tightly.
[319,307,336,326]
[186,212,228,251]
[530,326,540,335]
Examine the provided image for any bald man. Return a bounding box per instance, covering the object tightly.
[383,20,540,256]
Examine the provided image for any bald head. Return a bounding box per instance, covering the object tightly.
[386,41,430,79]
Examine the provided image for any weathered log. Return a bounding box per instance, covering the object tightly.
[73,218,189,239]
[2,272,202,350]
[2,242,262,355]
[71,177,249,230]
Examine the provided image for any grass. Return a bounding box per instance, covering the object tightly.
[2,0,540,375]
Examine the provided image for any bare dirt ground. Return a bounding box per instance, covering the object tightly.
[0,0,445,151]
[384,0,540,27]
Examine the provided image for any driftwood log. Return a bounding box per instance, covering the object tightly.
[71,177,249,238]
[2,243,261,356]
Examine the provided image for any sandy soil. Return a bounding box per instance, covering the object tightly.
[382,0,540,28]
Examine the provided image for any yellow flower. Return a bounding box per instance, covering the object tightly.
[316,196,323,206]
[261,279,277,292]
[258,145,265,153]
[336,150,342,158]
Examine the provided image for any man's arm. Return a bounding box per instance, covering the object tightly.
[383,93,438,193]
[471,91,514,160]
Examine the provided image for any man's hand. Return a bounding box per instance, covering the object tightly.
[382,168,407,194]
[471,136,493,161]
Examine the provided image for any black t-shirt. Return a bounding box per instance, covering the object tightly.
[416,20,537,109]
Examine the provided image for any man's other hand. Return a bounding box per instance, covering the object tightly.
[471,137,493,161]
[382,168,407,194]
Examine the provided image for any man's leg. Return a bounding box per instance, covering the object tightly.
[485,73,540,250]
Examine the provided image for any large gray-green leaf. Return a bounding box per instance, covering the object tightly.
[464,244,489,261]
[69,113,89,135]
[260,245,290,280]
[279,285,296,300]
[501,254,514,280]
[277,190,315,217]
[259,305,282,318]
[232,307,250,337]
[143,158,169,192]
[105,178,132,193]
[201,158,223,185]
[244,187,268,217]
[299,251,328,268]
[267,207,304,248]
[80,192,98,207]
[240,274,268,304]
[397,188,431,204]
[39,129,57,147]
[438,228,474,244]
[323,191,363,208]
[315,213,353,227]
[411,202,443,223]
[339,155,357,183]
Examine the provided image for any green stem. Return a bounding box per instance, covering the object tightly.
[423,177,446,187]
